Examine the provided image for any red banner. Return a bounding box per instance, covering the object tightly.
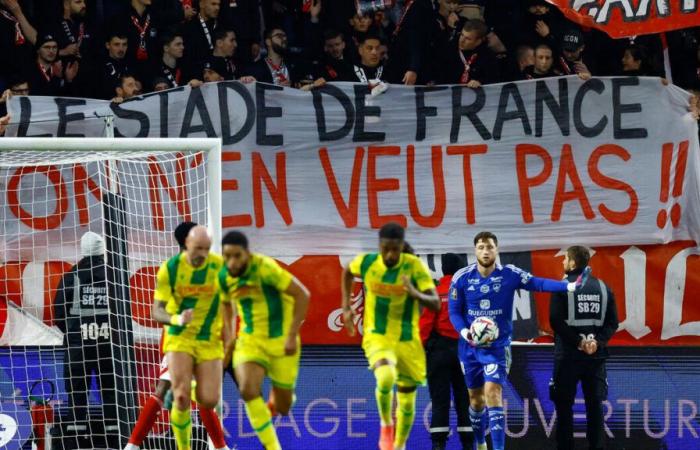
[2,242,700,346]
[547,0,700,38]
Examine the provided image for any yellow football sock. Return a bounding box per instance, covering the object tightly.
[245,396,281,450]
[394,388,417,448]
[373,364,397,426]
[170,406,192,450]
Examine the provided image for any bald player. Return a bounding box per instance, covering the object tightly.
[152,226,233,450]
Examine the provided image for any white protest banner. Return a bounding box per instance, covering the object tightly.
[7,77,700,255]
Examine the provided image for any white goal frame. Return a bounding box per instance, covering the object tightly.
[0,137,223,450]
[0,137,222,250]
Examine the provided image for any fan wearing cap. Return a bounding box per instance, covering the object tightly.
[558,28,592,79]
[54,231,119,448]
[201,57,227,82]
[25,32,79,96]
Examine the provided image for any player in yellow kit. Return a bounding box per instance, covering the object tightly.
[151,225,234,450]
[341,223,440,450]
[219,230,310,450]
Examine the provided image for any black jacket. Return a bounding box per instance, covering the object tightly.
[243,56,308,86]
[439,41,500,85]
[54,255,110,345]
[182,14,218,72]
[550,269,619,360]
[313,55,356,83]
[385,0,441,84]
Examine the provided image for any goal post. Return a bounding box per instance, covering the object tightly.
[0,137,222,450]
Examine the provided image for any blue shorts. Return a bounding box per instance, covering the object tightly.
[458,341,512,388]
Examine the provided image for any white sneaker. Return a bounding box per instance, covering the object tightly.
[476,443,488,450]
[215,447,230,450]
[123,445,140,450]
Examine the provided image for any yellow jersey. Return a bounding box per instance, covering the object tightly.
[219,253,295,346]
[349,252,435,342]
[154,252,227,342]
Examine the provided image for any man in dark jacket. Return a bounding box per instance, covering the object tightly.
[54,231,118,448]
[243,27,309,86]
[440,19,499,86]
[385,0,441,85]
[25,33,79,97]
[419,253,472,450]
[313,29,355,82]
[549,246,619,450]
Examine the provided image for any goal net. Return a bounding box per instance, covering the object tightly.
[0,138,222,450]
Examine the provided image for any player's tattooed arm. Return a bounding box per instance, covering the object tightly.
[402,275,440,311]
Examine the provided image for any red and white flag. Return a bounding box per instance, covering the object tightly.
[546,0,700,38]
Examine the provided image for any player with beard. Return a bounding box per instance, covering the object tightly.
[243,26,307,86]
[220,231,310,450]
[448,231,589,450]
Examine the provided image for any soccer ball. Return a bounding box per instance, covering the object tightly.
[470,317,499,345]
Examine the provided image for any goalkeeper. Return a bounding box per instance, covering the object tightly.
[150,225,233,450]
[448,231,590,450]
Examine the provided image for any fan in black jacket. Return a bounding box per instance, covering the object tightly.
[439,19,499,87]
[243,27,309,86]
[549,246,619,450]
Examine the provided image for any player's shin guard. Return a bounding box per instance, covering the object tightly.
[469,406,487,446]
[170,406,192,450]
[488,406,505,450]
[128,395,162,445]
[394,389,417,449]
[199,407,227,449]
[374,364,397,426]
[245,397,281,450]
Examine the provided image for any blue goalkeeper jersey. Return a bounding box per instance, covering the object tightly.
[448,262,569,348]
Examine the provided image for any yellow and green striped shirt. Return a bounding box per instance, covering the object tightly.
[154,252,227,342]
[219,253,294,346]
[349,252,435,342]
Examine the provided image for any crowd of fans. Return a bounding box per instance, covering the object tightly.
[0,0,698,104]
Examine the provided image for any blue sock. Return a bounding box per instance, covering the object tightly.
[469,406,486,445]
[488,406,505,450]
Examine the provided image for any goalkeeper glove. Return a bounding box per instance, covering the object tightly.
[460,328,477,347]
